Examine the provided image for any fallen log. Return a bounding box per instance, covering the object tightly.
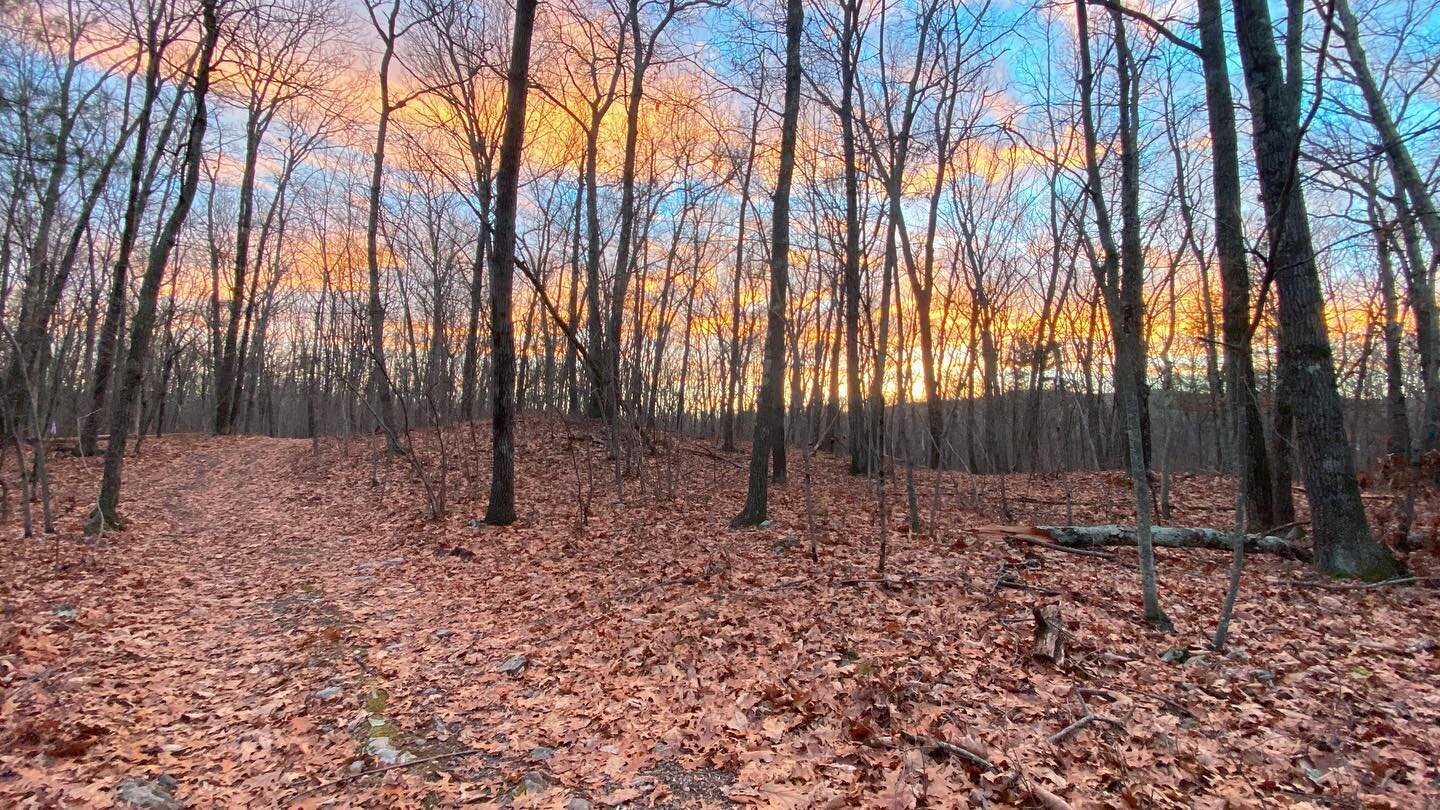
[975,524,1311,562]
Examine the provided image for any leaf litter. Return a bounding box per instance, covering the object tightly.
[1,420,1437,808]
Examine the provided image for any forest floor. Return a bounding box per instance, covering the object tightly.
[1,419,1438,809]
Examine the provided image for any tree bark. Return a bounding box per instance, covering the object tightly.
[91,0,219,530]
[1334,0,1440,258]
[1076,3,1168,627]
[1196,0,1275,527]
[977,525,1311,561]
[483,0,539,525]
[80,17,168,456]
[723,102,761,452]
[839,0,867,474]
[1231,0,1399,579]
[733,0,802,526]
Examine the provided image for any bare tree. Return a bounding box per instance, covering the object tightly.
[92,0,220,531]
[733,0,802,527]
[482,0,538,525]
[1075,1,1168,628]
[1230,0,1400,579]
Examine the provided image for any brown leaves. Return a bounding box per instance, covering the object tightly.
[1,428,1437,807]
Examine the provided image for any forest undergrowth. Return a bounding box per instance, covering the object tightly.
[1,418,1437,808]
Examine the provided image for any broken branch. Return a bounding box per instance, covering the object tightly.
[899,731,995,771]
[288,747,485,800]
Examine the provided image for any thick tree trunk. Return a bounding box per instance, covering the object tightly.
[1232,0,1399,579]
[483,0,539,525]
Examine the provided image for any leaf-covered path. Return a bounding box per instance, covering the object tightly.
[3,429,1439,807]
[3,437,503,805]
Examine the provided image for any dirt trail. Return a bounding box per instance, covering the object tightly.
[4,436,735,807]
[1,437,487,805]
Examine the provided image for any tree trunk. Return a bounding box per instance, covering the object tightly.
[460,186,490,421]
[1335,0,1440,258]
[80,21,167,456]
[976,524,1310,561]
[1388,168,1440,453]
[1196,0,1275,527]
[1232,0,1399,579]
[482,0,539,525]
[362,0,410,455]
[723,102,761,452]
[91,0,218,530]
[1076,2,1168,627]
[733,0,802,526]
[839,0,867,474]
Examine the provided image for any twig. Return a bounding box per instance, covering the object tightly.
[1270,787,1354,807]
[1046,713,1123,745]
[683,446,743,469]
[1082,685,1194,720]
[287,747,485,801]
[1259,519,1308,536]
[899,731,995,771]
[998,575,1060,597]
[838,575,972,588]
[1004,534,1129,563]
[1270,576,1438,591]
[1352,637,1437,656]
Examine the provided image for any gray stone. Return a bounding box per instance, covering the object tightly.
[434,629,455,639]
[380,557,405,566]
[1159,647,1190,664]
[529,746,554,761]
[366,737,417,766]
[566,799,593,810]
[518,771,548,795]
[116,776,180,809]
[771,535,799,554]
[1251,668,1276,684]
[52,603,78,619]
[498,655,528,676]
[314,686,342,702]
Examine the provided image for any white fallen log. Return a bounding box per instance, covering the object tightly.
[976,524,1311,562]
